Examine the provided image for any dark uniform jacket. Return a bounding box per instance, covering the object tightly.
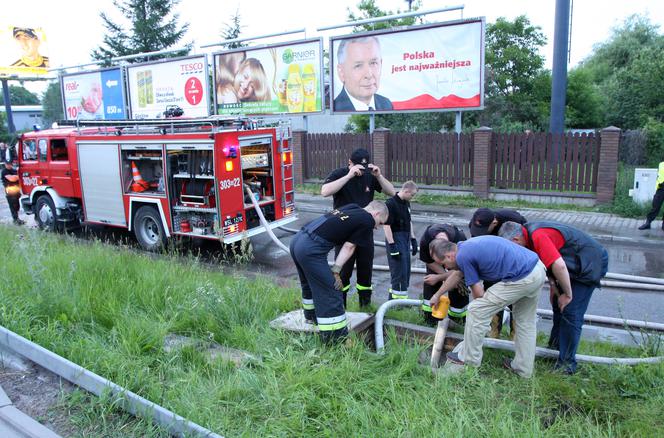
[524,221,607,287]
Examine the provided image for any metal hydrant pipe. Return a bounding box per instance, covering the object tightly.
[375,299,423,354]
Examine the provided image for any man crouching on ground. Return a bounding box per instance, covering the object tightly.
[429,236,546,377]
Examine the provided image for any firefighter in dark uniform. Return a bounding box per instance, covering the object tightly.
[2,159,24,225]
[469,207,527,338]
[321,148,395,307]
[383,181,418,300]
[290,201,389,343]
[419,223,468,324]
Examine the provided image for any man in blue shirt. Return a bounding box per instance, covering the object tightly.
[429,236,546,378]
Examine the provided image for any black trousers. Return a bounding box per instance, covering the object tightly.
[6,195,20,221]
[335,242,374,306]
[422,266,469,323]
[645,186,664,223]
[290,230,349,343]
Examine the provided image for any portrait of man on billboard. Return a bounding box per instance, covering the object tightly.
[11,27,49,69]
[334,36,393,112]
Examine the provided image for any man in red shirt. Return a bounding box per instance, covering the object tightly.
[498,221,609,374]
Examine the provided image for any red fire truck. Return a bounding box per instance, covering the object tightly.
[17,118,297,251]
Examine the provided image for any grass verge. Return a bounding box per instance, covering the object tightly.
[0,225,662,437]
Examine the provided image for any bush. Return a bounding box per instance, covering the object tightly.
[643,118,664,167]
[619,130,647,165]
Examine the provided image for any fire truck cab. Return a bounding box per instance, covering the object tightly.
[17,118,297,251]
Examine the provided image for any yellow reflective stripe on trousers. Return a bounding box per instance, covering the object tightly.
[356,284,372,291]
[389,289,408,299]
[316,314,348,331]
[342,284,351,292]
[421,300,432,312]
[302,298,315,310]
[448,305,467,318]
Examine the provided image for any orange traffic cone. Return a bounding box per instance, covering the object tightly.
[130,161,150,192]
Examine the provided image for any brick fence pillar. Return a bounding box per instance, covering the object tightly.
[472,127,492,199]
[372,127,390,180]
[596,126,621,204]
[291,129,307,185]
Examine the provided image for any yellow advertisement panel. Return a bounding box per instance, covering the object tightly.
[0,26,50,76]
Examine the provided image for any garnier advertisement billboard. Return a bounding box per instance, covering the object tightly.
[126,55,209,119]
[0,26,50,76]
[60,68,126,120]
[213,38,323,116]
[330,18,485,113]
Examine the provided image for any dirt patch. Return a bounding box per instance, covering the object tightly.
[0,361,78,436]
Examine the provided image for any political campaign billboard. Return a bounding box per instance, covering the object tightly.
[330,18,485,114]
[213,38,324,116]
[61,68,126,120]
[126,55,209,119]
[0,25,50,76]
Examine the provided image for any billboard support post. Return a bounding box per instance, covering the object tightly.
[369,114,375,134]
[455,111,462,134]
[455,111,462,184]
[303,115,308,131]
[1,78,16,134]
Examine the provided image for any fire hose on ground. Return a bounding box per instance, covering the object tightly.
[373,299,664,366]
[269,224,664,333]
[270,220,664,365]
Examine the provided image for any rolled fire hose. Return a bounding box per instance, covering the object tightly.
[374,299,664,365]
[245,185,289,254]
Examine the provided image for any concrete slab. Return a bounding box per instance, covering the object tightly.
[0,385,11,408]
[0,345,30,372]
[270,310,374,333]
[0,405,62,438]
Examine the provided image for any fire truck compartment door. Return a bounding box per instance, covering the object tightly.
[78,142,127,226]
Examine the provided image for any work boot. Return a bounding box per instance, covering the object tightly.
[638,222,651,230]
[358,292,372,308]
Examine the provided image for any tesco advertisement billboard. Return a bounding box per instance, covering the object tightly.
[330,18,485,114]
[60,68,127,120]
[126,55,210,119]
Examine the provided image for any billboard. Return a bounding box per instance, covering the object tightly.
[126,55,209,119]
[61,68,127,120]
[330,18,485,114]
[213,38,324,116]
[0,26,50,76]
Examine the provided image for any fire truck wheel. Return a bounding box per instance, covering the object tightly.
[35,196,59,232]
[134,206,167,252]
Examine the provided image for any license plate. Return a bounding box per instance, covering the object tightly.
[223,215,243,227]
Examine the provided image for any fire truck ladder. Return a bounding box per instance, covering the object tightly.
[277,124,295,210]
[58,116,267,136]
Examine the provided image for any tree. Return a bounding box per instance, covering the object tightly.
[0,85,40,105]
[219,9,246,49]
[580,15,663,130]
[478,16,548,130]
[91,0,190,63]
[41,82,64,127]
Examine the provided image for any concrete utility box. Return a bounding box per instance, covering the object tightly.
[630,168,658,204]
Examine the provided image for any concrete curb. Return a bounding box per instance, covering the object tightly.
[0,325,223,438]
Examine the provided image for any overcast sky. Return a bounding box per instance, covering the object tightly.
[4,0,663,95]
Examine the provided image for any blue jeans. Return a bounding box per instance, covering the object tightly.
[549,250,609,373]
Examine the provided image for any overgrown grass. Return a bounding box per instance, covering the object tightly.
[1,225,663,437]
[299,164,651,218]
